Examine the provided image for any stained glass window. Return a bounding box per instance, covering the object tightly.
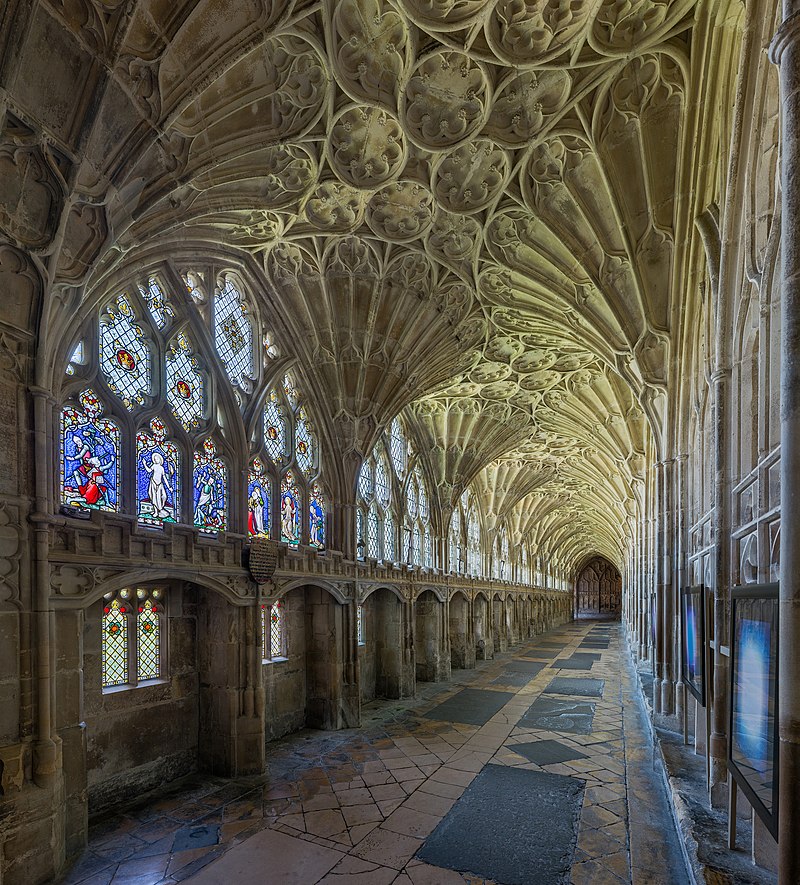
[99,296,152,410]
[102,597,128,687]
[357,604,365,644]
[270,601,285,658]
[260,604,268,658]
[359,459,374,499]
[183,271,206,302]
[407,478,418,519]
[214,276,254,390]
[390,419,407,478]
[424,525,432,568]
[66,341,85,375]
[264,390,286,463]
[367,505,379,558]
[283,373,299,409]
[521,546,529,584]
[384,512,395,562]
[136,418,180,526]
[140,278,174,329]
[376,456,390,506]
[280,471,301,545]
[468,509,480,576]
[166,332,205,431]
[137,596,160,680]
[61,390,120,512]
[412,523,421,566]
[356,508,366,559]
[450,508,462,573]
[248,457,270,537]
[193,439,227,532]
[295,408,315,476]
[309,483,325,549]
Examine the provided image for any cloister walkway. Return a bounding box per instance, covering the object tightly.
[60,622,688,885]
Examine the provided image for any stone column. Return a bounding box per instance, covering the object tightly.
[770,10,800,880]
[659,459,676,717]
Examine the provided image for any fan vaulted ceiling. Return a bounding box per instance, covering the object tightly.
[2,0,715,570]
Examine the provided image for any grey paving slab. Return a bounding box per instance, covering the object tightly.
[551,658,596,671]
[518,696,596,734]
[506,660,547,674]
[509,739,589,766]
[543,677,605,698]
[491,672,532,687]
[417,764,584,885]
[423,688,514,726]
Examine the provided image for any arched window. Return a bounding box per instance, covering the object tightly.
[521,546,529,585]
[102,597,128,687]
[309,483,325,549]
[390,418,407,479]
[247,457,270,537]
[467,507,480,577]
[102,587,165,689]
[367,504,380,559]
[193,439,227,532]
[280,471,301,546]
[61,390,120,512]
[261,601,286,661]
[357,604,365,645]
[449,507,462,573]
[213,275,254,390]
[62,267,329,542]
[136,418,180,526]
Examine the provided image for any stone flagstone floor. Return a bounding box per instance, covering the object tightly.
[60,622,689,885]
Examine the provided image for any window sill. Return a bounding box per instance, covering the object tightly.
[102,678,168,695]
[263,656,288,665]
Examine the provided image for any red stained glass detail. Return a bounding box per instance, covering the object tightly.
[175,379,193,399]
[116,348,137,372]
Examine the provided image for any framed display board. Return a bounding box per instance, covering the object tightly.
[681,585,706,706]
[727,583,779,839]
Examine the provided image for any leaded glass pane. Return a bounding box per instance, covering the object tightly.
[356,508,366,559]
[270,602,284,657]
[407,477,419,520]
[61,390,120,512]
[66,340,85,375]
[384,512,395,562]
[295,408,315,476]
[248,457,270,537]
[137,598,160,680]
[140,278,174,329]
[280,471,301,545]
[390,419,406,478]
[215,277,254,390]
[99,296,152,410]
[413,524,421,565]
[263,390,286,464]
[358,459,373,500]
[309,483,325,549]
[183,271,206,302]
[102,598,128,687]
[193,439,227,532]
[424,526,432,568]
[357,605,364,644]
[136,418,180,525]
[367,505,379,558]
[283,373,299,409]
[375,456,389,506]
[418,470,428,520]
[166,332,205,431]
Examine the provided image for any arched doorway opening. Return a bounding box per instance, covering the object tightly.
[574,557,622,620]
[360,587,408,701]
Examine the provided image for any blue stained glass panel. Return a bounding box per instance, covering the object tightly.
[136,418,180,525]
[193,439,227,532]
[248,458,270,538]
[61,390,119,512]
[309,483,325,549]
[280,472,301,546]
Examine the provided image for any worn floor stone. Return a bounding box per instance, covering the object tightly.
[61,623,690,885]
